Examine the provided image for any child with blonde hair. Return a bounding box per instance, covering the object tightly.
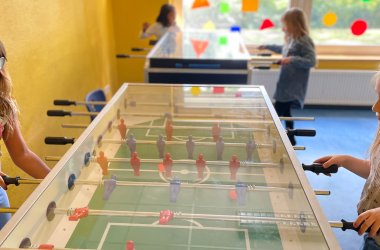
[0,40,50,228]
[259,7,316,145]
[315,71,380,249]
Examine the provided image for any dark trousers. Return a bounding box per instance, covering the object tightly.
[274,101,294,129]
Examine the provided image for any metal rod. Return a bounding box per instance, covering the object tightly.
[279,117,315,121]
[61,124,88,129]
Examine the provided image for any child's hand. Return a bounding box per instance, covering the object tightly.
[314,155,346,169]
[354,208,380,237]
[0,172,7,190]
[142,22,150,32]
[257,45,266,50]
[279,57,291,65]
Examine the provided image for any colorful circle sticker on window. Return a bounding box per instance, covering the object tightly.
[191,86,201,96]
[322,12,337,27]
[351,19,367,36]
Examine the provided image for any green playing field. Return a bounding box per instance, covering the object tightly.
[66,118,283,250]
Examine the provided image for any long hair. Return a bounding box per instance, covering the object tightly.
[370,71,380,157]
[156,4,175,27]
[282,8,309,42]
[0,40,18,134]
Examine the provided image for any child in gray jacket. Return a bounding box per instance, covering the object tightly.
[259,7,316,145]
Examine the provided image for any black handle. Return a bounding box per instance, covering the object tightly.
[116,54,130,58]
[131,48,145,52]
[257,53,272,57]
[302,163,339,174]
[341,219,378,233]
[53,100,76,106]
[149,40,157,46]
[2,176,20,186]
[341,219,358,232]
[45,137,75,145]
[287,129,316,137]
[254,66,271,70]
[47,110,71,117]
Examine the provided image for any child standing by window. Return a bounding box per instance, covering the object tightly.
[259,7,316,145]
[315,71,380,249]
[0,40,50,228]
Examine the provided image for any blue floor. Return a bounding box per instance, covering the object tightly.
[292,108,378,250]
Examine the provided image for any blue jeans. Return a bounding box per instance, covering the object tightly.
[361,234,380,250]
[0,188,11,229]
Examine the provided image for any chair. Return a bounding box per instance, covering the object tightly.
[85,89,106,121]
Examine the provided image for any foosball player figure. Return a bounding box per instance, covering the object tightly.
[216,136,224,161]
[163,152,173,178]
[97,151,109,176]
[118,119,127,140]
[103,175,117,200]
[126,240,135,250]
[235,182,248,206]
[170,178,181,202]
[68,207,89,221]
[212,122,221,142]
[245,138,256,162]
[126,133,137,154]
[159,210,174,224]
[130,152,141,176]
[186,135,195,159]
[156,134,166,159]
[229,155,240,180]
[195,153,206,179]
[165,120,173,141]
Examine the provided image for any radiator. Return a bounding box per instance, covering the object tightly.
[250,69,377,106]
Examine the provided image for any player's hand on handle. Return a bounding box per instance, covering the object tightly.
[314,155,348,169]
[0,171,8,189]
[257,45,266,50]
[279,57,292,65]
[354,207,380,237]
[142,22,150,32]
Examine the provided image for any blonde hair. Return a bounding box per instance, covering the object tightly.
[282,8,309,42]
[370,71,380,158]
[0,40,18,134]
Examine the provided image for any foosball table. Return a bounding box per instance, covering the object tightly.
[0,84,340,249]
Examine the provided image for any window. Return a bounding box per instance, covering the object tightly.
[172,0,380,54]
[310,0,380,46]
[180,0,289,45]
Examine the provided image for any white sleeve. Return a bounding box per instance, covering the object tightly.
[139,23,160,39]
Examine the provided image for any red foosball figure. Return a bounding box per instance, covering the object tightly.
[69,207,89,221]
[118,119,127,140]
[212,122,221,142]
[165,120,173,141]
[163,153,173,178]
[130,152,141,176]
[195,153,206,179]
[159,210,174,224]
[229,155,240,180]
[126,240,135,250]
[97,151,109,176]
[38,244,54,249]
